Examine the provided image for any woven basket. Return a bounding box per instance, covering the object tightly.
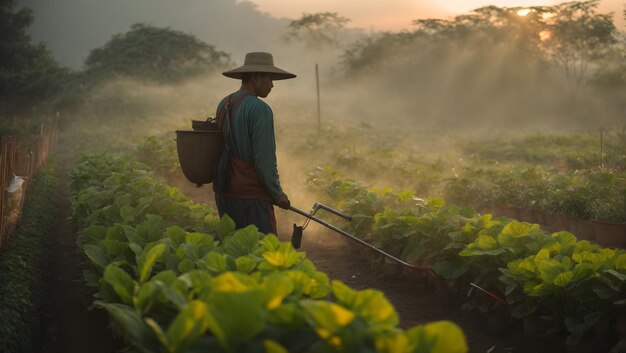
[192,119,218,131]
[175,130,223,186]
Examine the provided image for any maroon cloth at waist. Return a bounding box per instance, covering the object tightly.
[221,154,272,201]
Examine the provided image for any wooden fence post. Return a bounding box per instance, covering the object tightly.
[0,116,60,250]
[0,137,10,248]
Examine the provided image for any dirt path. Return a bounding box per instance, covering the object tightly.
[42,141,123,353]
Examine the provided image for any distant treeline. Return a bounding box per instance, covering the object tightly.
[339,0,626,126]
[1,0,231,119]
[1,0,624,126]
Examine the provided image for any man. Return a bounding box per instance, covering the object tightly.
[213,52,294,235]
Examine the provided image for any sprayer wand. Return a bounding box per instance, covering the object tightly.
[288,204,434,274]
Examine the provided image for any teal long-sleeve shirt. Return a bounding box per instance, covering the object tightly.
[216,91,284,201]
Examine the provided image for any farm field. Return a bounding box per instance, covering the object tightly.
[2,1,626,352]
[36,92,624,352]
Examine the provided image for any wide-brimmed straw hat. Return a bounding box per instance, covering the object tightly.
[223,52,296,80]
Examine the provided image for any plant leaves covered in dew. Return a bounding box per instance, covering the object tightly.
[70,152,469,353]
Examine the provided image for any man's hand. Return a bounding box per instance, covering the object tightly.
[274,193,291,210]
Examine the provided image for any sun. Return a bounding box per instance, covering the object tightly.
[517,8,531,16]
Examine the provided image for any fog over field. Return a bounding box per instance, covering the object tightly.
[17,0,626,131]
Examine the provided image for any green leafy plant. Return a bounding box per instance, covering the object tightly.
[500,238,626,344]
[70,152,470,353]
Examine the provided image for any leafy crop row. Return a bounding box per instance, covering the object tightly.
[306,173,626,348]
[135,128,626,223]
[0,162,58,353]
[291,123,626,223]
[445,165,626,223]
[69,152,468,353]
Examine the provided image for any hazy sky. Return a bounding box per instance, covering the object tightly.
[246,0,625,31]
[20,0,624,68]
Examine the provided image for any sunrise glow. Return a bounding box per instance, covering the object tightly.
[244,0,624,31]
[539,30,552,41]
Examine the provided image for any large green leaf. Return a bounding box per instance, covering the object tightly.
[101,239,128,259]
[208,214,236,241]
[235,255,259,274]
[179,243,201,261]
[139,243,166,283]
[94,301,159,353]
[103,264,136,305]
[259,234,281,252]
[80,225,108,244]
[307,271,331,298]
[207,290,266,348]
[134,281,158,314]
[428,197,445,208]
[614,253,626,271]
[301,300,355,330]
[261,243,303,270]
[105,224,128,242]
[120,205,137,223]
[84,244,110,269]
[166,226,187,248]
[418,320,468,353]
[263,340,289,353]
[267,302,307,327]
[572,248,615,265]
[262,272,295,310]
[536,259,568,285]
[129,243,143,258]
[187,232,217,257]
[433,260,470,283]
[550,231,577,253]
[497,221,539,247]
[459,234,507,257]
[605,269,626,282]
[180,270,214,300]
[286,271,313,297]
[166,300,210,353]
[373,331,415,353]
[154,281,187,309]
[569,261,597,283]
[152,270,178,286]
[201,252,229,274]
[564,312,602,345]
[178,258,195,273]
[331,281,398,333]
[224,226,262,257]
[553,271,574,287]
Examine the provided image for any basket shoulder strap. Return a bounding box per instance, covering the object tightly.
[220,93,250,151]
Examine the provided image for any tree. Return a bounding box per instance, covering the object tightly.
[0,0,67,117]
[283,12,350,49]
[537,0,617,90]
[84,23,231,83]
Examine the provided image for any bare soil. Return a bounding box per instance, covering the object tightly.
[41,142,124,353]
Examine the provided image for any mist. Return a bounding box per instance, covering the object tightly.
[25,0,624,137]
[19,0,290,68]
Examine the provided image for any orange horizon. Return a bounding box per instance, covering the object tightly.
[244,0,625,31]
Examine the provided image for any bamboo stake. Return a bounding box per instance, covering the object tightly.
[315,63,321,134]
[600,128,604,169]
